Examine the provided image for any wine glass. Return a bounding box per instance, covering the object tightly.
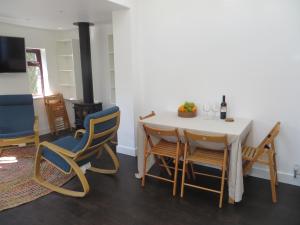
[203,104,211,119]
[212,103,220,120]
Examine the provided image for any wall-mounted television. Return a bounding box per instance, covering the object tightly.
[0,36,26,73]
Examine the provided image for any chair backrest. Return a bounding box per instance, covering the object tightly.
[44,93,70,133]
[243,122,280,174]
[139,111,155,120]
[143,124,180,147]
[0,94,34,133]
[44,93,64,105]
[257,122,281,150]
[184,130,228,150]
[73,106,120,159]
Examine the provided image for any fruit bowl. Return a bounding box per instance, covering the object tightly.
[178,102,197,118]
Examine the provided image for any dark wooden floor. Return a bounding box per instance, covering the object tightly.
[1,133,300,225]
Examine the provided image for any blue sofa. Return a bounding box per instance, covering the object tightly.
[0,94,39,149]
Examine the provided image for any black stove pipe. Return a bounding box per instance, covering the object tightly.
[73,22,94,104]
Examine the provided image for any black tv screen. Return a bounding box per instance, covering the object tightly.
[0,36,26,73]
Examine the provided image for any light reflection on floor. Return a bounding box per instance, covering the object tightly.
[0,156,18,164]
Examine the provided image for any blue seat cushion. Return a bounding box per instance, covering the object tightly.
[42,136,81,173]
[0,129,34,139]
[0,94,35,139]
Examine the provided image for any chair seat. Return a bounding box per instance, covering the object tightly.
[0,129,34,139]
[151,140,182,158]
[42,136,81,173]
[242,146,257,161]
[186,148,224,166]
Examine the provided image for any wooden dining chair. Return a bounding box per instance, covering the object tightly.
[44,93,71,135]
[140,111,171,176]
[181,130,228,208]
[242,122,280,203]
[141,122,183,196]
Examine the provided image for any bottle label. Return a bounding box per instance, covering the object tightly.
[221,107,227,113]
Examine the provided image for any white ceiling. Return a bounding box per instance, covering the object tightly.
[0,0,128,30]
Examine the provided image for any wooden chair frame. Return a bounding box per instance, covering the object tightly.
[181,130,228,208]
[141,122,183,196]
[0,116,39,155]
[34,111,120,197]
[242,122,280,203]
[140,112,176,175]
[44,93,71,135]
[139,111,155,121]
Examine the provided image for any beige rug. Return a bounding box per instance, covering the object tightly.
[0,146,74,211]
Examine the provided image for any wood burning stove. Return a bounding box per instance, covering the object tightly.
[74,102,102,129]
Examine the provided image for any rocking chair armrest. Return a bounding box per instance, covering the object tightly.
[34,116,39,134]
[74,129,86,139]
[39,141,77,158]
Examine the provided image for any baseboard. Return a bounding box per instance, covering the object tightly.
[116,145,137,157]
[250,166,300,187]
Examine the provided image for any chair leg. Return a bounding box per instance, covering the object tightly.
[190,162,196,180]
[34,134,40,148]
[219,152,228,208]
[142,151,148,187]
[161,156,173,177]
[180,161,187,198]
[273,153,279,186]
[268,151,277,203]
[186,163,191,180]
[271,141,279,186]
[88,143,120,174]
[243,160,254,175]
[33,145,90,197]
[173,156,179,196]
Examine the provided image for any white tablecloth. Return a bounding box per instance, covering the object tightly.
[137,112,252,202]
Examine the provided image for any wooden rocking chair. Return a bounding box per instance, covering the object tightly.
[34,106,120,197]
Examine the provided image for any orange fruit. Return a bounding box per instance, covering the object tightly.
[179,105,185,112]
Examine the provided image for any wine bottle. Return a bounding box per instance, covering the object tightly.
[220,95,227,120]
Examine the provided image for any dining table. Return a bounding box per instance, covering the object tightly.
[137,111,252,203]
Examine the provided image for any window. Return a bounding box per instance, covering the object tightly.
[26,49,45,96]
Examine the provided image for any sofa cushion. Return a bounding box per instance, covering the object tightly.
[42,136,81,173]
[0,94,35,135]
[0,94,33,106]
[0,130,34,139]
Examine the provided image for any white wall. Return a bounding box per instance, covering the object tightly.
[112,0,300,185]
[90,24,115,109]
[113,9,138,156]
